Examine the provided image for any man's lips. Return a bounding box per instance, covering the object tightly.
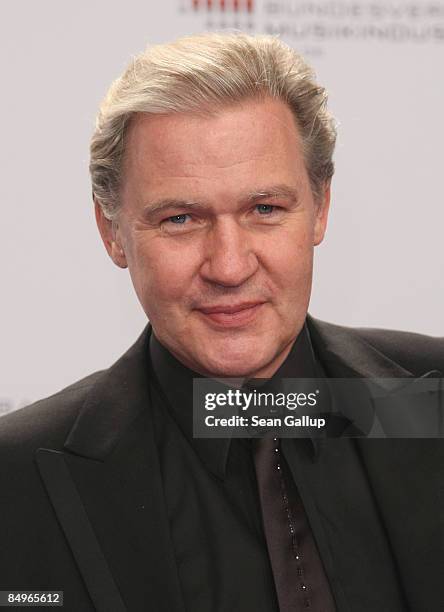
[195,301,266,327]
[197,301,265,315]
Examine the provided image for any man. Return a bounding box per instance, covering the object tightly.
[0,32,443,612]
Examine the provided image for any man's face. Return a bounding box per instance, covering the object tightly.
[97,98,330,378]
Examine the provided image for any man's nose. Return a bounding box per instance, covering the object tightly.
[199,218,259,287]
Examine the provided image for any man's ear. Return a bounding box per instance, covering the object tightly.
[94,199,128,269]
[313,181,331,246]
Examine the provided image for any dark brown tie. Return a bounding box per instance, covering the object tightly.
[254,436,336,611]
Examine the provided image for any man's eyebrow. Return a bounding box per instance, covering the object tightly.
[142,199,205,218]
[246,185,300,204]
[142,185,300,218]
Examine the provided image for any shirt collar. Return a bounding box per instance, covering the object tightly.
[149,322,322,479]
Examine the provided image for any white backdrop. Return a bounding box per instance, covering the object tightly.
[1,0,443,413]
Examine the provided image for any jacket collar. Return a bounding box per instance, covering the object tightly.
[306,315,414,380]
[307,315,443,438]
[64,326,152,460]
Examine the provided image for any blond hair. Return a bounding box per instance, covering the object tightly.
[90,32,337,219]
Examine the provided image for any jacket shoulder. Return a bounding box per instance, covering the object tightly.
[308,316,444,376]
[0,370,104,454]
[348,325,444,376]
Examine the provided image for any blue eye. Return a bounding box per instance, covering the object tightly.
[256,204,275,214]
[168,214,189,224]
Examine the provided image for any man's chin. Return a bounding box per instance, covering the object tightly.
[194,350,275,379]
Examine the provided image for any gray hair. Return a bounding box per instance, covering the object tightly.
[90,32,337,220]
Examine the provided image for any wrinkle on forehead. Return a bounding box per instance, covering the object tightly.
[159,154,283,176]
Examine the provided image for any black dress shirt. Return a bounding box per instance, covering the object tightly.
[148,324,406,611]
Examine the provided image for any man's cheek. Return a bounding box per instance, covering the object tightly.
[146,267,191,305]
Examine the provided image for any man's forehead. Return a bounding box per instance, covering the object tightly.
[120,98,310,212]
[125,98,302,159]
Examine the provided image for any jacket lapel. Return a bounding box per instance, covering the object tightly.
[37,326,185,612]
[307,316,444,610]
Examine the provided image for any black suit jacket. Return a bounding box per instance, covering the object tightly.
[1,316,443,612]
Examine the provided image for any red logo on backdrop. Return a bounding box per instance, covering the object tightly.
[192,0,254,12]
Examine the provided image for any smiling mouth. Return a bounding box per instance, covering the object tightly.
[196,302,265,328]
